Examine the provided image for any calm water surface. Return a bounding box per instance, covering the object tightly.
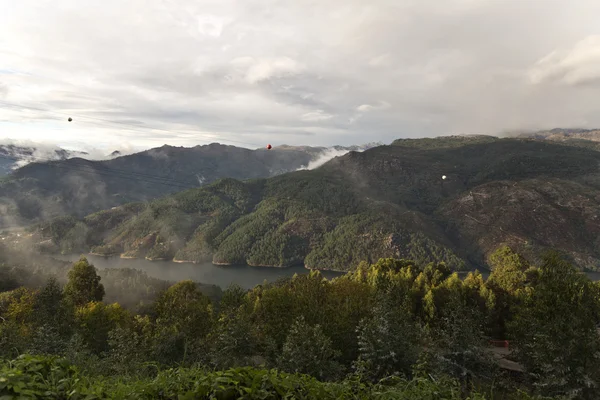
[56,254,344,289]
[56,254,600,289]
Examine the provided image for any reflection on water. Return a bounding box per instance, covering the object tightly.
[55,254,600,290]
[56,254,344,290]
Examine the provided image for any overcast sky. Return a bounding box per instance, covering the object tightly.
[1,0,600,151]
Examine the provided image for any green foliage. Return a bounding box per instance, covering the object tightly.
[510,252,600,399]
[104,317,154,377]
[305,214,465,271]
[31,277,73,335]
[0,354,506,399]
[74,301,130,354]
[213,202,285,265]
[1,249,593,399]
[218,284,247,314]
[27,324,69,356]
[209,308,261,369]
[277,315,342,381]
[486,246,537,338]
[354,302,421,382]
[63,257,105,307]
[6,136,600,277]
[153,280,213,364]
[0,355,78,399]
[153,280,212,338]
[424,296,496,384]
[0,320,27,359]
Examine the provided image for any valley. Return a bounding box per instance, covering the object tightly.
[17,136,600,273]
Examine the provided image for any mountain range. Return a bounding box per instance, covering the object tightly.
[0,142,379,227]
[21,134,600,272]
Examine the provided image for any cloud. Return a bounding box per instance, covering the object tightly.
[230,56,304,84]
[0,137,139,169]
[301,110,334,122]
[2,0,600,149]
[356,101,391,112]
[529,35,600,86]
[368,53,392,67]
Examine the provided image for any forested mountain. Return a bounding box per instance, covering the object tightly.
[22,136,600,272]
[0,143,377,227]
[2,247,600,399]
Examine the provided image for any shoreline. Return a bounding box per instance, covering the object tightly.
[60,251,481,275]
[76,252,352,273]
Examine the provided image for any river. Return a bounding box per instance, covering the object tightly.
[56,254,344,290]
[55,254,600,290]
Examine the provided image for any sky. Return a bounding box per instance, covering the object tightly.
[1,0,600,152]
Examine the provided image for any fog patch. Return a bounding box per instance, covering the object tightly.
[0,138,138,172]
[296,148,353,171]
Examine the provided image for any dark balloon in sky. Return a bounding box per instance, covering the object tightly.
[266,144,272,150]
[68,117,72,122]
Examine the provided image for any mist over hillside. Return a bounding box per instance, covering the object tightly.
[0,142,378,227]
[0,143,85,176]
[0,140,138,176]
[21,135,600,273]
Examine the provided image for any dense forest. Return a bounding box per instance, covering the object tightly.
[2,245,600,399]
[21,137,600,272]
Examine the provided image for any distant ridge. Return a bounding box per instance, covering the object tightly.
[22,135,600,273]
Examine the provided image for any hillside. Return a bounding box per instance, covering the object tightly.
[522,128,600,142]
[0,143,376,227]
[24,137,600,272]
[514,128,600,152]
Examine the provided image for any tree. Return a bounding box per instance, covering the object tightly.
[0,320,26,359]
[324,277,373,364]
[277,315,341,381]
[153,280,212,364]
[63,257,105,307]
[218,283,247,315]
[104,316,153,376]
[425,296,496,386]
[488,246,533,292]
[32,277,62,323]
[27,324,68,356]
[354,301,421,382]
[0,287,38,357]
[486,246,537,338]
[32,277,73,337]
[249,284,298,350]
[510,252,600,399]
[209,308,261,369]
[74,301,130,354]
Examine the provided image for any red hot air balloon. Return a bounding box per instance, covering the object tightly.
[266,144,272,150]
